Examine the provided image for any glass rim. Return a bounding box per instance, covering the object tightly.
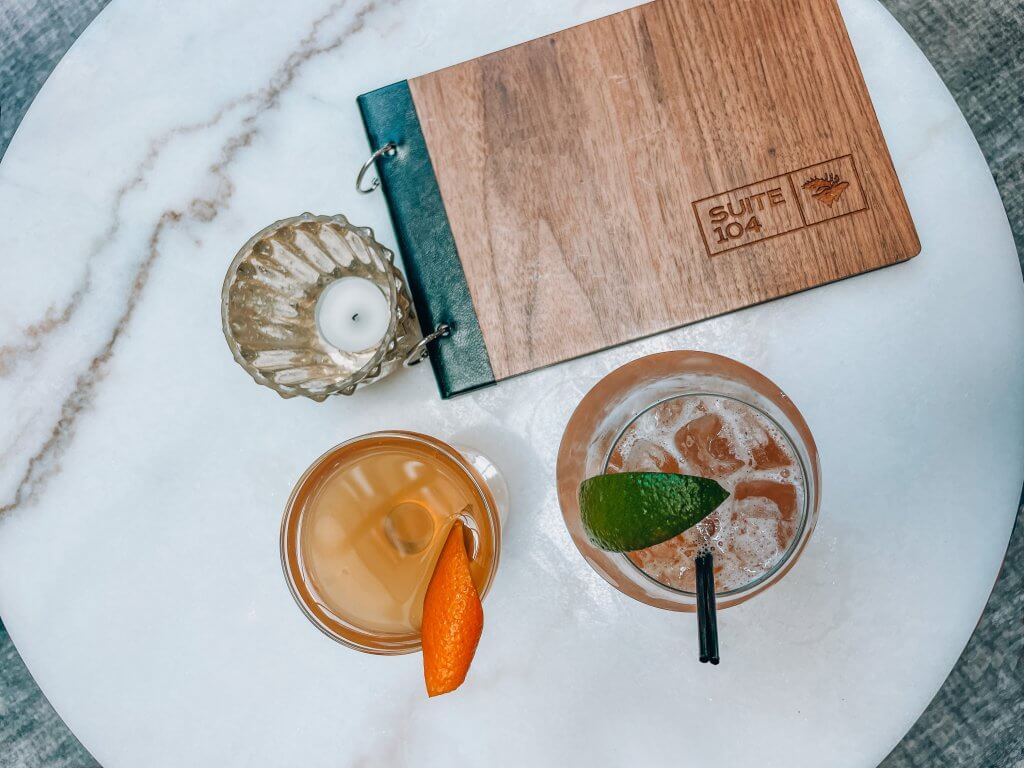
[556,350,821,612]
[605,391,811,599]
[279,430,502,654]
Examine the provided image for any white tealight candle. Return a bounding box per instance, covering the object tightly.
[316,277,391,353]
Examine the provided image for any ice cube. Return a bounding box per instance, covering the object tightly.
[734,480,798,550]
[618,438,682,474]
[674,413,744,477]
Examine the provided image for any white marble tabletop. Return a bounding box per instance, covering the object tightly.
[1,1,1022,766]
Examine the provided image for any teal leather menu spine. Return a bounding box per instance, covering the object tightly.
[357,81,495,400]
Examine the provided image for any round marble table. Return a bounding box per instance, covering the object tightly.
[0,0,1022,766]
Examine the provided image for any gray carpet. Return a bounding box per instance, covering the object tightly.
[0,1,1021,766]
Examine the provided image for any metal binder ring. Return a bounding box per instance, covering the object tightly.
[356,142,397,194]
[404,323,451,367]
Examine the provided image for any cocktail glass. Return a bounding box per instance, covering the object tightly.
[557,351,820,611]
[281,431,507,653]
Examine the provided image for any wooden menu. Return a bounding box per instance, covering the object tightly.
[359,0,920,398]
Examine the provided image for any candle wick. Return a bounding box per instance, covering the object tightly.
[352,313,360,322]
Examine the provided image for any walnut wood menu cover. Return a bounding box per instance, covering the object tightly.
[358,0,920,398]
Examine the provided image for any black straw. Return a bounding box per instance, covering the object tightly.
[695,551,719,664]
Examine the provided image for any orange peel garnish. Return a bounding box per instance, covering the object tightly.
[421,520,483,697]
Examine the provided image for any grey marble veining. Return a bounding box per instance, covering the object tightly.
[1,2,108,765]
[0,1,1021,767]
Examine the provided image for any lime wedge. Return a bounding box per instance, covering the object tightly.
[579,472,729,552]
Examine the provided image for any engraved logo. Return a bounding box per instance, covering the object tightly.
[692,154,868,256]
[802,173,850,207]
